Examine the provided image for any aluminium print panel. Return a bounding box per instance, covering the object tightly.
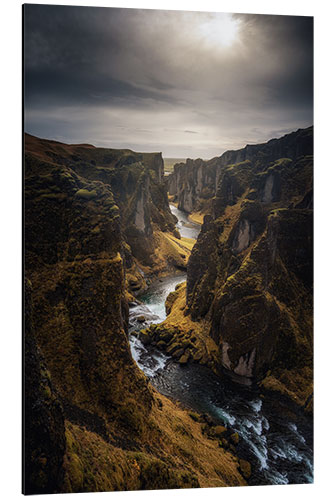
[23,3,313,494]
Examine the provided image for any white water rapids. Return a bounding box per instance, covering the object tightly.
[128,204,313,486]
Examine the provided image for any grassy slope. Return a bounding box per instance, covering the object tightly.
[62,392,246,493]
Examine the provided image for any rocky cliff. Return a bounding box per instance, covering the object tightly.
[168,127,313,216]
[25,134,190,297]
[24,134,245,493]
[155,128,313,409]
[183,127,313,407]
[168,158,217,213]
[24,279,66,494]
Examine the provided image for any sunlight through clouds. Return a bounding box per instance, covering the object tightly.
[198,13,240,48]
[24,6,313,158]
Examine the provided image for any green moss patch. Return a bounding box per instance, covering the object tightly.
[75,189,98,200]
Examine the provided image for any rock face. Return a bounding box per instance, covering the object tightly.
[168,158,217,212]
[24,134,245,492]
[24,133,158,406]
[24,279,66,494]
[168,127,313,214]
[24,134,155,491]
[24,134,179,407]
[25,134,178,294]
[185,127,313,405]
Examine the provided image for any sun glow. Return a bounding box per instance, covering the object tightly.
[199,13,240,48]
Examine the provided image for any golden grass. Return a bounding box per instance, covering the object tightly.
[188,212,204,225]
[162,284,219,365]
[63,422,139,492]
[260,367,313,409]
[166,233,196,252]
[152,231,192,269]
[148,392,246,488]
[62,391,246,493]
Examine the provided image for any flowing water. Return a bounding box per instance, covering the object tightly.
[128,205,313,486]
[170,203,201,239]
[129,273,187,324]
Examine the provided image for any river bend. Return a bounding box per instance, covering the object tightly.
[128,205,313,486]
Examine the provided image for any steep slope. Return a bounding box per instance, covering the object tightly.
[24,279,66,494]
[165,128,313,409]
[168,127,313,216]
[25,134,190,296]
[24,134,245,493]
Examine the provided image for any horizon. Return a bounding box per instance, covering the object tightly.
[24,124,313,162]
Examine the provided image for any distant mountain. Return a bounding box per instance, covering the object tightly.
[163,157,186,175]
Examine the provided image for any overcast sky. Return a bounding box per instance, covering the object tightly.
[24,5,313,158]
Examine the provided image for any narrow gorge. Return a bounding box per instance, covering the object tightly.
[24,126,313,493]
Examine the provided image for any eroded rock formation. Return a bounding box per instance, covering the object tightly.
[24,279,66,494]
[24,134,245,493]
[184,127,313,406]
[168,127,313,215]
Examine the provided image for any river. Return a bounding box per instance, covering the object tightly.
[169,203,201,239]
[128,205,313,486]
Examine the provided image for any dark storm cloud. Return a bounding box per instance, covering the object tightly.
[232,14,313,109]
[24,5,177,107]
[25,67,164,107]
[24,5,313,157]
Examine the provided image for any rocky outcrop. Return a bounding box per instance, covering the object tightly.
[24,133,154,427]
[24,279,66,494]
[168,127,313,214]
[168,159,217,212]
[24,134,245,492]
[25,134,179,294]
[184,127,313,406]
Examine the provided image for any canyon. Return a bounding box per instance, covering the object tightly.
[24,127,313,493]
[166,126,313,409]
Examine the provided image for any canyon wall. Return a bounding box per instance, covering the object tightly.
[168,127,313,214]
[184,127,313,407]
[25,134,185,296]
[24,134,244,493]
[24,134,154,491]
